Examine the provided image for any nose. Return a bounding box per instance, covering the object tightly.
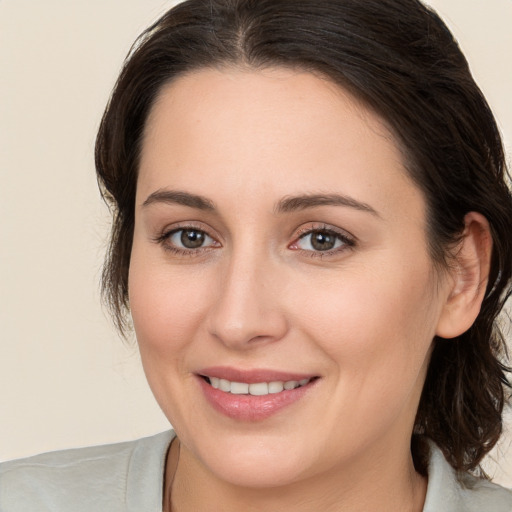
[206,250,289,350]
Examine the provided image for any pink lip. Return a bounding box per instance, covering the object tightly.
[196,367,319,422]
[198,366,315,384]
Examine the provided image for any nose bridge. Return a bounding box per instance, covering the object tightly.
[207,241,287,348]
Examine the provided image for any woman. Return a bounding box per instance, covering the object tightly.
[1,0,512,510]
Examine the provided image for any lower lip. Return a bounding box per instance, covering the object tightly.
[198,377,316,421]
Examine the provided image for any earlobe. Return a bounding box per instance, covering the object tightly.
[435,212,492,339]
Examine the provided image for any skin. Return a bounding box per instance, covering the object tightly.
[129,67,491,511]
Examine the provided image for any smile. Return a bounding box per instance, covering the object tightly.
[197,370,319,421]
[204,376,313,395]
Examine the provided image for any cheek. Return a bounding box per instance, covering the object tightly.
[127,246,220,426]
[294,259,439,379]
[292,263,439,442]
[128,246,214,359]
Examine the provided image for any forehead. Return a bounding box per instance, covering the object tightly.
[137,67,423,220]
[143,66,391,155]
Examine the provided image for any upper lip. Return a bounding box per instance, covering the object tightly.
[197,366,318,384]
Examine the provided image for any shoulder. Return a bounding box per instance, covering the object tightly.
[424,442,512,512]
[457,472,512,510]
[0,430,174,512]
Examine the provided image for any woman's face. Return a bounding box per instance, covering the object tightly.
[130,68,452,487]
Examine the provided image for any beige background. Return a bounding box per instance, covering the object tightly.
[1,0,511,484]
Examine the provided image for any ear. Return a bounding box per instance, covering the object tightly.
[435,212,492,339]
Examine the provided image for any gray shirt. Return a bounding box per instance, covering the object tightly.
[1,431,511,511]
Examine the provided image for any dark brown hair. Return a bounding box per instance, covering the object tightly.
[95,0,512,475]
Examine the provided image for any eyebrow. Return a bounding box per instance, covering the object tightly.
[276,193,379,216]
[142,189,215,210]
[142,189,379,217]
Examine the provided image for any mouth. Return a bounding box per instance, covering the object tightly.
[196,369,319,421]
[200,375,316,396]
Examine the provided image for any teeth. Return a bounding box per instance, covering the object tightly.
[268,381,284,394]
[206,376,312,395]
[284,380,298,390]
[248,382,268,395]
[219,379,231,392]
[230,382,249,394]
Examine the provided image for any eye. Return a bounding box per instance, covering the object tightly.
[153,224,221,257]
[290,227,355,255]
[167,228,216,250]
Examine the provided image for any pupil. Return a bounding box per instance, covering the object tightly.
[181,230,205,248]
[311,231,335,251]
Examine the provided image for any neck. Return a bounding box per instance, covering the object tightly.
[164,438,427,512]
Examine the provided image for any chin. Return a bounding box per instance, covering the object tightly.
[183,427,314,488]
[207,454,309,489]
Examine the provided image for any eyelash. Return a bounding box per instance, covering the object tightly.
[154,223,355,258]
[290,224,356,258]
[153,224,217,258]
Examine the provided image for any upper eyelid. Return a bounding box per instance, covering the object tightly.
[160,222,217,238]
[163,225,219,243]
[294,223,356,241]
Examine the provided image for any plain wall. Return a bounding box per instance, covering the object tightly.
[1,0,511,484]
